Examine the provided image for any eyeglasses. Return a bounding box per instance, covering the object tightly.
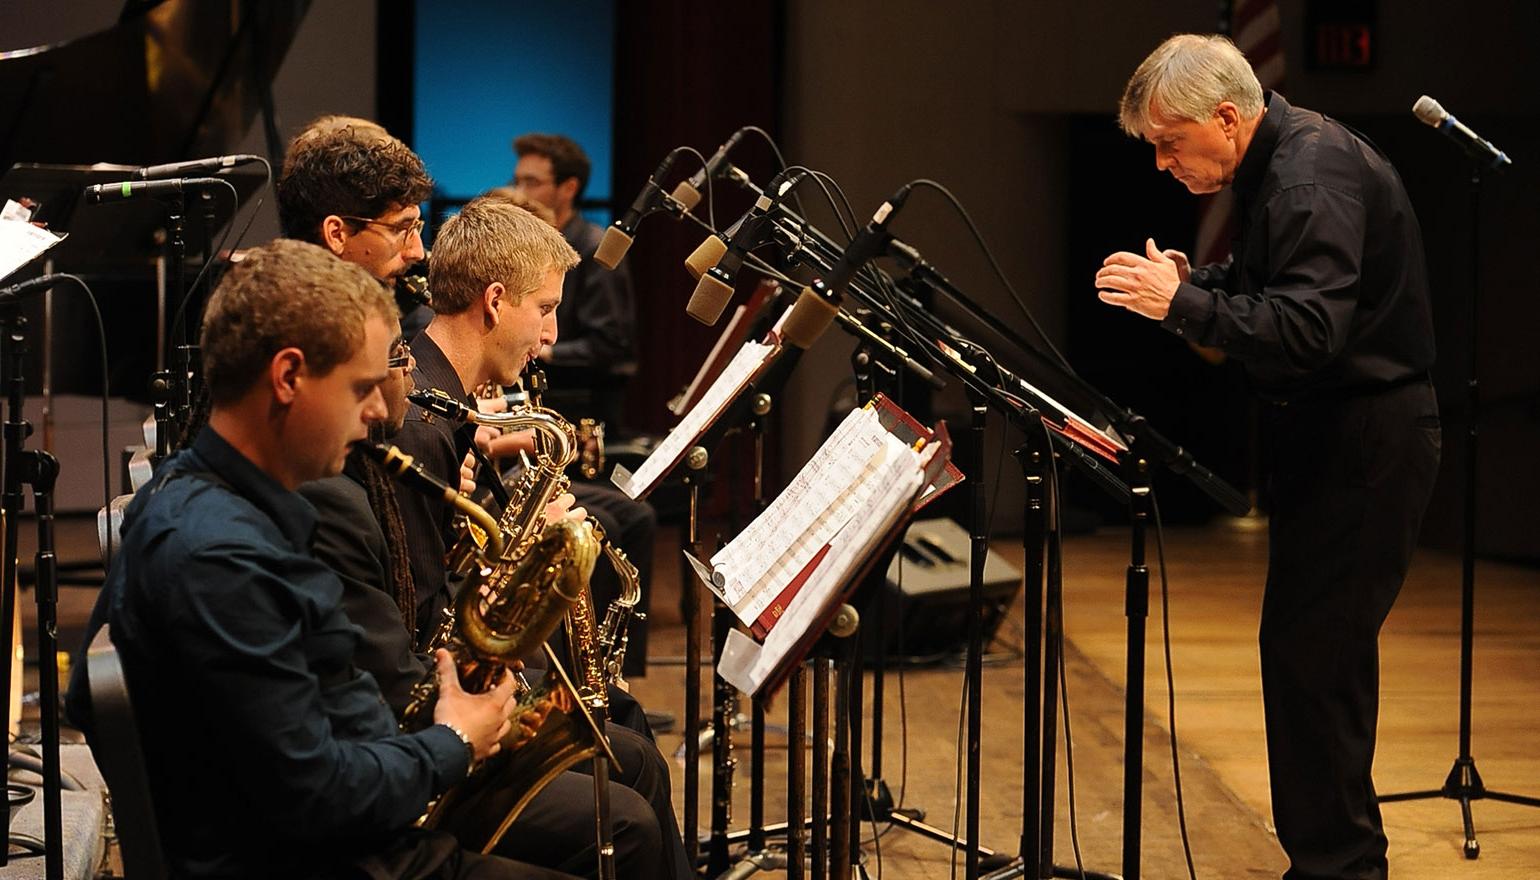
[340,214,425,246]
[512,174,556,189]
[387,339,412,369]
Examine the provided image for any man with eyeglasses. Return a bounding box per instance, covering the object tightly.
[511,133,637,436]
[279,125,689,879]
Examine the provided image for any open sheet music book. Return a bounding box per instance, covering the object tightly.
[708,394,961,698]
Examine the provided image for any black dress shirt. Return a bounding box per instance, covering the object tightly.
[547,214,637,377]
[394,331,480,646]
[1162,91,1436,400]
[65,428,469,878]
[299,464,428,717]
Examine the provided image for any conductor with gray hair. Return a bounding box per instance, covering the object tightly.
[1095,33,1441,880]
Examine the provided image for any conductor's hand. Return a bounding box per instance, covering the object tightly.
[432,648,514,763]
[544,492,587,526]
[1096,238,1183,320]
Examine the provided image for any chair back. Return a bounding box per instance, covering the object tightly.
[84,627,168,880]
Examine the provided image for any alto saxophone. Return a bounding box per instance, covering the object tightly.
[412,382,645,699]
[360,439,618,855]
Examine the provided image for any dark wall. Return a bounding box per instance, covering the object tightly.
[612,1,783,435]
[767,0,1539,558]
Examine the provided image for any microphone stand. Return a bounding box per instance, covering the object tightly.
[1376,158,1540,857]
[1,299,66,880]
[682,445,709,872]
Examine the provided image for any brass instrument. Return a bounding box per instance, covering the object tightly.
[360,441,619,857]
[412,383,645,695]
[411,387,581,577]
[575,418,606,480]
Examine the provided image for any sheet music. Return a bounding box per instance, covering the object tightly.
[717,448,923,696]
[711,405,910,626]
[0,216,65,284]
[614,339,776,499]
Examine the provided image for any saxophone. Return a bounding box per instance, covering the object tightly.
[412,382,645,698]
[360,438,618,855]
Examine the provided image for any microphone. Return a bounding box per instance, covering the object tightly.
[84,177,226,204]
[1412,96,1512,171]
[686,168,806,325]
[671,128,749,212]
[782,183,914,348]
[133,154,263,180]
[595,149,685,271]
[0,273,65,301]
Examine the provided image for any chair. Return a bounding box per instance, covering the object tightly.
[83,627,167,880]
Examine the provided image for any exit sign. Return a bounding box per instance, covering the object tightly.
[1305,0,1376,70]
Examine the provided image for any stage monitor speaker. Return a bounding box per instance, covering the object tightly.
[861,517,1021,664]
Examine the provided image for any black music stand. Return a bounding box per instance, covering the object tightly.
[611,328,800,872]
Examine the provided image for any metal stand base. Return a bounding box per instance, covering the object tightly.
[1379,757,1540,859]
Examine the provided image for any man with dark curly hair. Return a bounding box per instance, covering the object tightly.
[278,116,432,324]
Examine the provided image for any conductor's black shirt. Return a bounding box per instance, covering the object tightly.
[1161,91,1436,400]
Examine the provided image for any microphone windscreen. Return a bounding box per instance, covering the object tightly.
[686,271,735,325]
[671,180,703,212]
[683,235,728,281]
[593,225,633,271]
[1412,95,1445,127]
[781,286,841,349]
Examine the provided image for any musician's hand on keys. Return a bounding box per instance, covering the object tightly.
[1096,238,1182,320]
[432,649,515,762]
[506,697,554,751]
[474,424,500,454]
[544,492,587,525]
[485,429,536,462]
[459,451,477,496]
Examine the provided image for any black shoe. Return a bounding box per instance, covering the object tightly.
[645,709,677,734]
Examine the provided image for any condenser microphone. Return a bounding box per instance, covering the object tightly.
[671,127,749,211]
[1412,96,1512,171]
[782,183,914,348]
[595,148,686,270]
[84,177,226,204]
[0,273,65,301]
[133,154,263,180]
[685,169,806,325]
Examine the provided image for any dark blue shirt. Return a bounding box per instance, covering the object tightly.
[1162,92,1436,399]
[67,428,469,878]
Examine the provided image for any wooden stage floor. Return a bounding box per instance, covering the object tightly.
[628,520,1540,879]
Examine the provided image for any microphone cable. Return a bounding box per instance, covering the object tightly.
[165,152,273,361]
[906,179,1076,377]
[161,177,241,361]
[1152,491,1200,880]
[6,274,114,564]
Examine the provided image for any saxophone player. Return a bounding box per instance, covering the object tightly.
[278,124,690,880]
[65,240,573,879]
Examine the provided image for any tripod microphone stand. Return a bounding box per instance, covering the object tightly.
[1376,159,1540,857]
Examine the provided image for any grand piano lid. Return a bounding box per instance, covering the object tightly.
[0,0,310,173]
